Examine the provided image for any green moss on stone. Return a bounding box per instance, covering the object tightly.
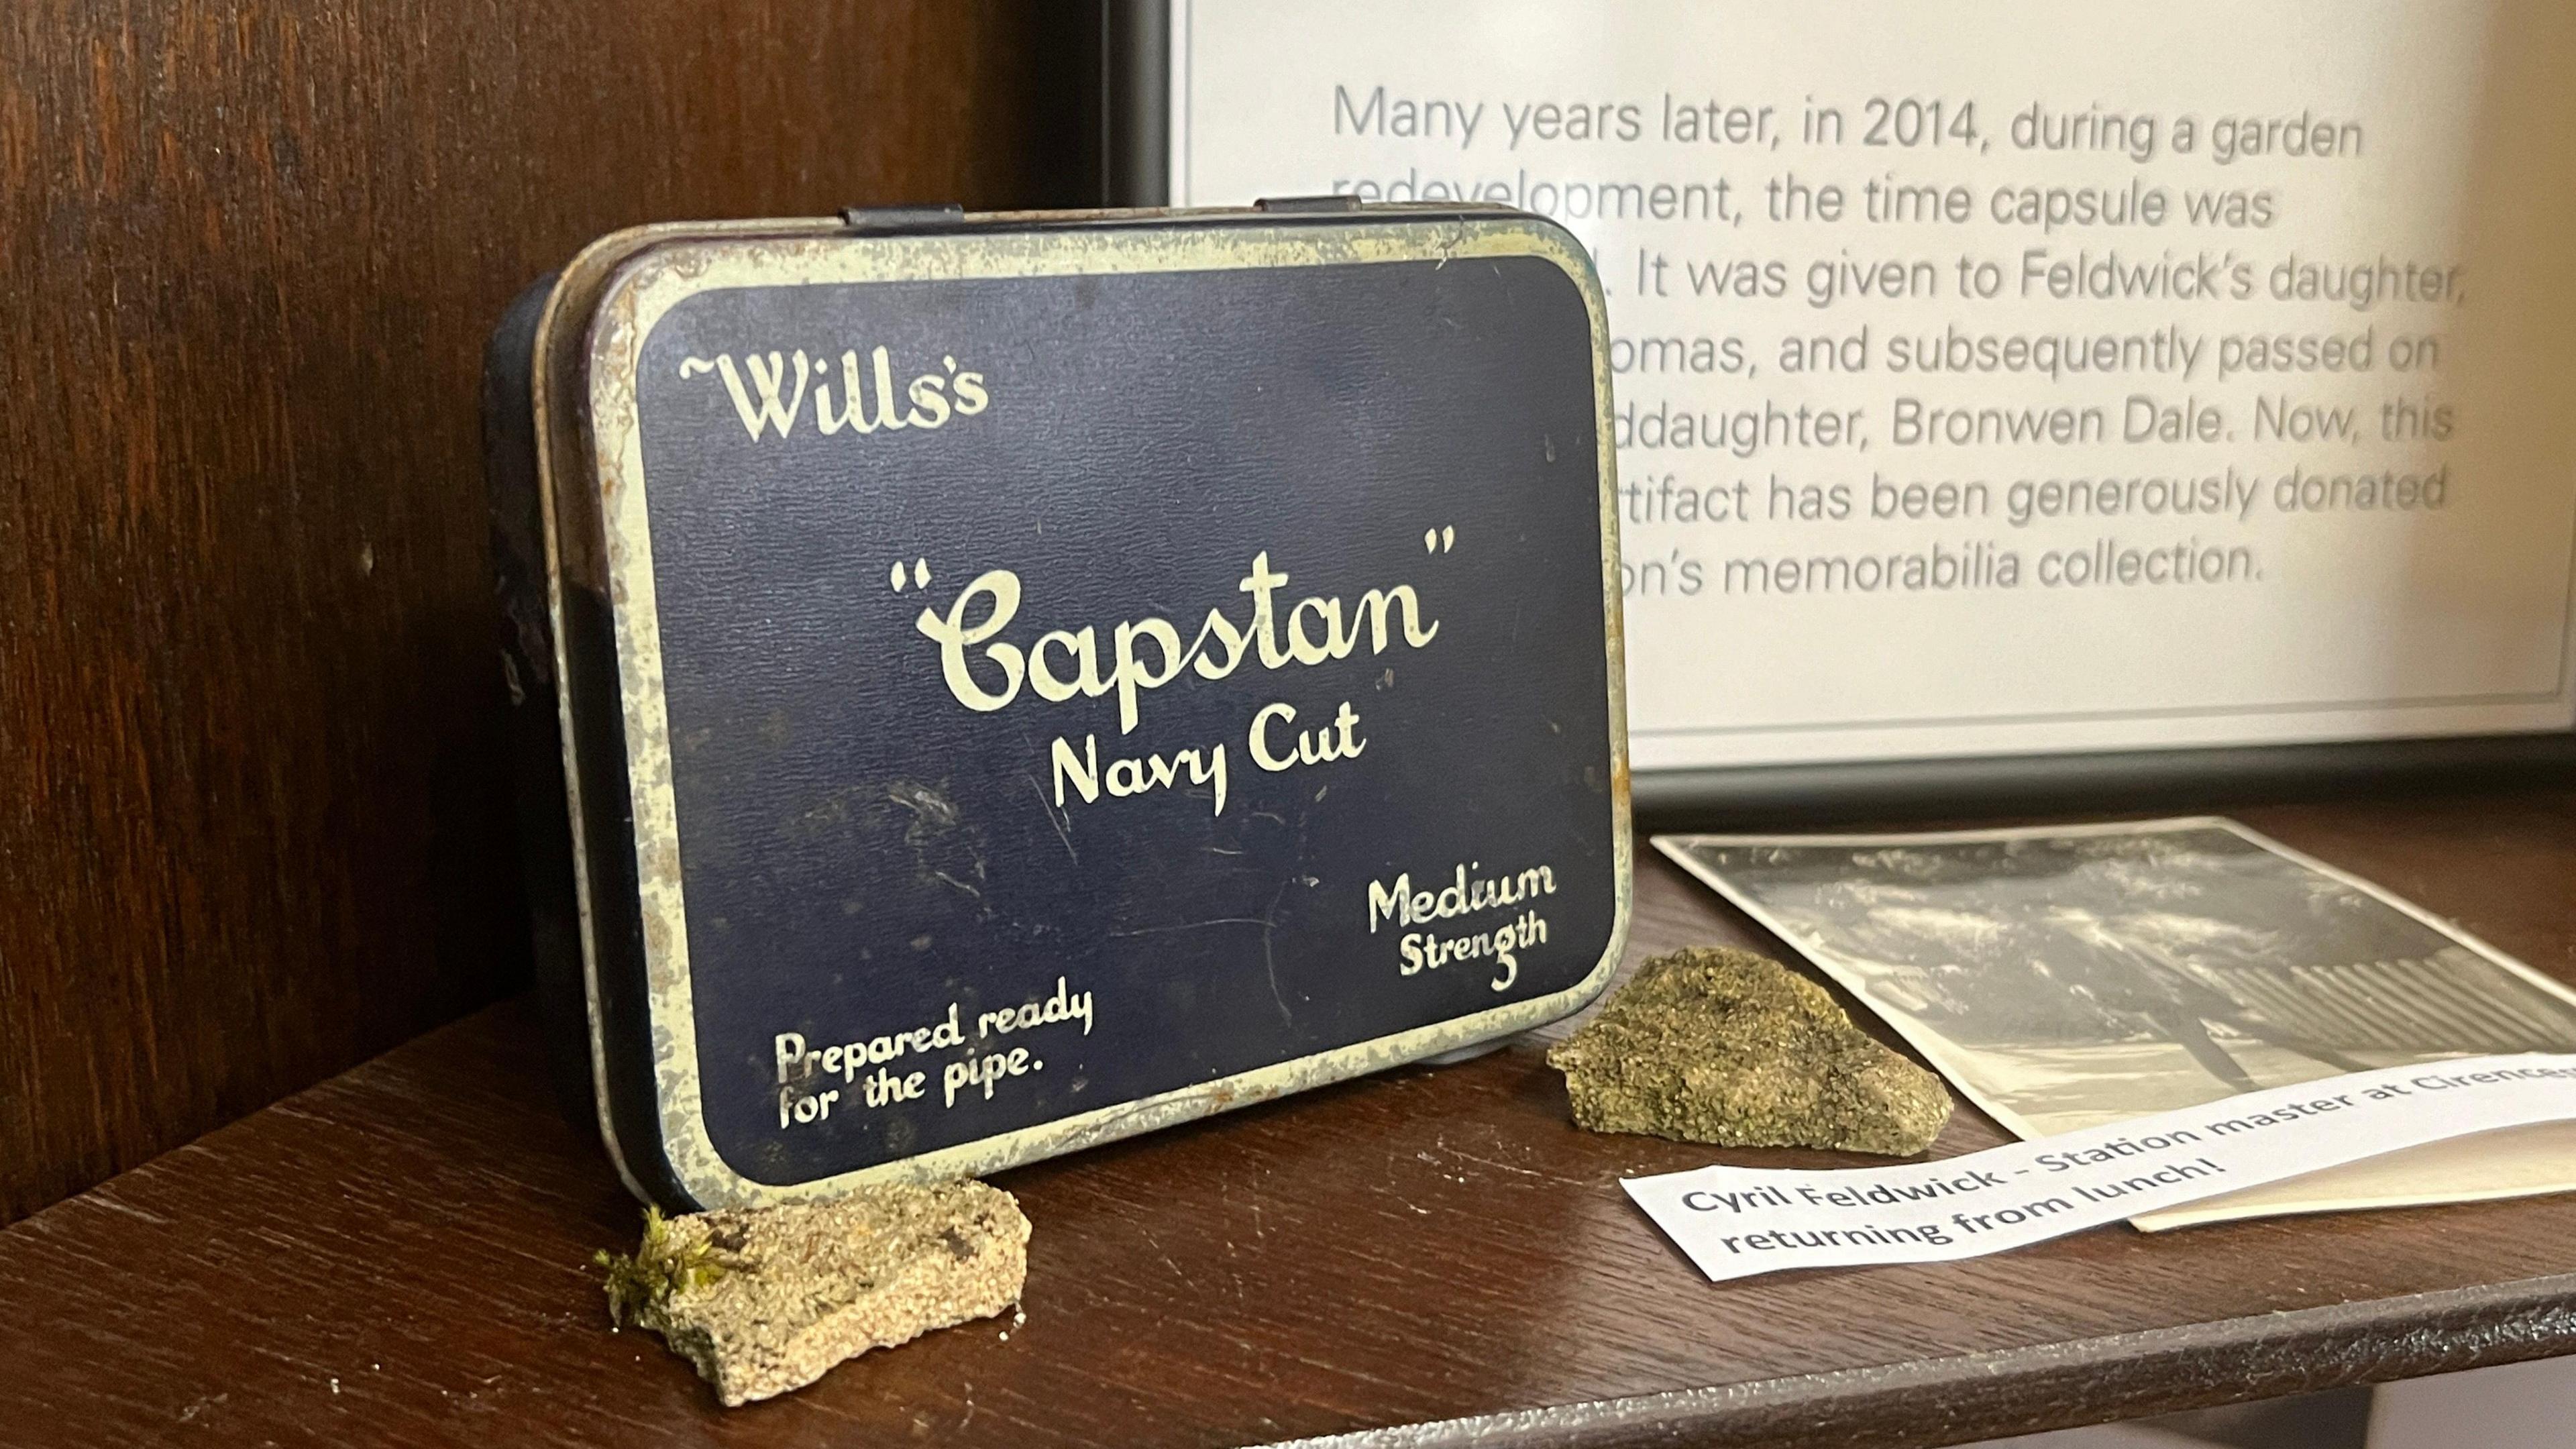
[590,1182,1032,1406]
[594,1205,727,1329]
[1547,947,1951,1156]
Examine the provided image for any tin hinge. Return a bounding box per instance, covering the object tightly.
[838,203,967,233]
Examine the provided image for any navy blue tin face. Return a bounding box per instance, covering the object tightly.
[510,209,1629,1208]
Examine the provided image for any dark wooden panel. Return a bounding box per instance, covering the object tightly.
[0,794,2571,1447]
[0,0,1092,1222]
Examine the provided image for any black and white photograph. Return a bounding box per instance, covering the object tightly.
[1656,819,2576,1133]
[1656,818,2576,1228]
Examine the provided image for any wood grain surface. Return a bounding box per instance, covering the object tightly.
[1,793,2570,1448]
[0,0,1090,1223]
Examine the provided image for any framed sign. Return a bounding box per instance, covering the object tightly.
[1112,0,2576,814]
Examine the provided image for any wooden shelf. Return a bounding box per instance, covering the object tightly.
[5,790,2574,1447]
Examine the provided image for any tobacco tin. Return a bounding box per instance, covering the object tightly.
[486,203,1629,1209]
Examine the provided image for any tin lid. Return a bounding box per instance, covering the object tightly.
[526,206,1629,1208]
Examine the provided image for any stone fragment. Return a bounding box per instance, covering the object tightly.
[1547,947,1951,1155]
[595,1180,1029,1407]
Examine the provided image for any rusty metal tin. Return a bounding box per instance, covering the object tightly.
[486,203,1629,1210]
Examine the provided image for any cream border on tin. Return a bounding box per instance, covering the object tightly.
[579,211,1632,1209]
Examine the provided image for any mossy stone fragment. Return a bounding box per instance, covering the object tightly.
[1547,947,1951,1156]
[597,1180,1029,1407]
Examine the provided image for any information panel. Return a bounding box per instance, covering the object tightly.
[1169,0,2576,771]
